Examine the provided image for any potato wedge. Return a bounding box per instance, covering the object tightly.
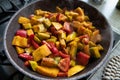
[32,44,51,61]
[36,66,59,77]
[68,65,85,77]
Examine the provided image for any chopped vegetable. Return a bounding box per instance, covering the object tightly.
[32,44,51,61]
[19,53,33,60]
[70,60,76,67]
[76,52,90,66]
[16,46,24,54]
[59,51,70,58]
[16,29,27,38]
[12,36,28,48]
[52,22,63,30]
[29,61,38,71]
[25,46,35,54]
[33,24,47,33]
[68,65,85,77]
[22,23,32,29]
[66,32,77,42]
[34,35,41,43]
[90,30,102,43]
[69,41,77,60]
[31,40,39,49]
[56,13,67,22]
[43,18,51,28]
[58,58,70,72]
[27,29,34,37]
[90,47,101,58]
[63,22,73,34]
[58,30,66,39]
[36,66,59,77]
[57,72,67,77]
[41,58,57,67]
[36,32,50,40]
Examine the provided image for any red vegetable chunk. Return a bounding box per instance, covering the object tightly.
[50,45,59,56]
[58,58,70,72]
[19,53,33,60]
[24,61,30,67]
[41,40,52,50]
[59,51,70,58]
[29,34,35,41]
[16,29,27,37]
[79,34,89,45]
[31,40,39,49]
[42,41,59,56]
[76,52,90,66]
[63,22,73,34]
[57,72,67,77]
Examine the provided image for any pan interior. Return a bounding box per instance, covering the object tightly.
[4,0,113,80]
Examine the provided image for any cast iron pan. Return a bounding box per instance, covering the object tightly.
[4,0,113,80]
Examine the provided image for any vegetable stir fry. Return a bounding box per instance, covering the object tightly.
[12,6,103,77]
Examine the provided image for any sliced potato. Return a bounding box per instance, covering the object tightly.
[12,36,28,48]
[18,16,30,24]
[36,66,59,77]
[68,65,85,77]
[32,44,51,61]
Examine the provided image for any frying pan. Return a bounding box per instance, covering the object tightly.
[4,0,113,80]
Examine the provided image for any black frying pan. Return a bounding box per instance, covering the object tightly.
[4,0,113,80]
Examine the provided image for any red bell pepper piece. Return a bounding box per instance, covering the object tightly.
[49,26,58,36]
[58,58,70,72]
[56,13,67,22]
[24,60,30,67]
[42,40,59,56]
[76,52,90,66]
[41,40,52,50]
[29,34,35,41]
[29,34,39,49]
[57,72,67,77]
[79,34,89,45]
[79,34,89,39]
[31,40,39,49]
[16,29,27,37]
[19,53,33,60]
[63,22,73,34]
[59,51,70,58]
[50,45,59,56]
[82,38,89,45]
[56,13,61,22]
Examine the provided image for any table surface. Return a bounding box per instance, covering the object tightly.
[82,0,120,80]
